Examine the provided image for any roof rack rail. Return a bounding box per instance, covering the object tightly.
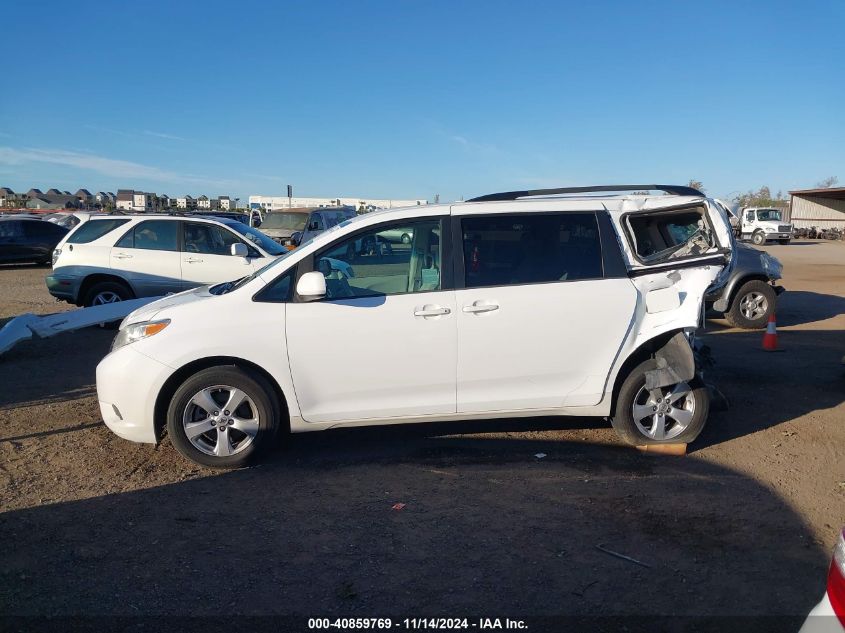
[467,184,705,203]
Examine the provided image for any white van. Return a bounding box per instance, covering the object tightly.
[96,185,735,467]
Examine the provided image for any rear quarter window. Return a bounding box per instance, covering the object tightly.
[67,219,130,244]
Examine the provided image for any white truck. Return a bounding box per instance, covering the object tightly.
[714,200,792,245]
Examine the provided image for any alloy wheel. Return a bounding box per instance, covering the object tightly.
[631,382,696,441]
[92,291,122,305]
[181,385,260,457]
[739,291,769,321]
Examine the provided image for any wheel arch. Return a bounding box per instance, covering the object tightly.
[722,274,771,312]
[713,273,769,312]
[78,273,135,306]
[153,356,291,442]
[607,329,694,417]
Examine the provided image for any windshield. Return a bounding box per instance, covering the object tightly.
[211,247,297,295]
[228,221,286,255]
[756,209,782,222]
[260,212,309,231]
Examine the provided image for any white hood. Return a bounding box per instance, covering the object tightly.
[122,286,215,326]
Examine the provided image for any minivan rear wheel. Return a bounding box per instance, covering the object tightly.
[611,360,709,446]
[167,366,279,468]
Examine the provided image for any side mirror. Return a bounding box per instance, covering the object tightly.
[231,243,249,258]
[296,271,326,301]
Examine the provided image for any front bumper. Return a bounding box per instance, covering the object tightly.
[96,345,174,444]
[45,274,80,303]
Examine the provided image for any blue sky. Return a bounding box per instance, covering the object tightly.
[1,0,843,203]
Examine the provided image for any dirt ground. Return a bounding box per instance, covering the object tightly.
[1,241,843,630]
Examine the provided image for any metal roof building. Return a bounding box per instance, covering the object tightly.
[787,187,845,229]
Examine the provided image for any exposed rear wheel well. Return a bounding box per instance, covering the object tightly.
[153,357,290,443]
[608,330,689,417]
[78,274,134,306]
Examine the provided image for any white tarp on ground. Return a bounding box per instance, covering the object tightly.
[0,297,161,357]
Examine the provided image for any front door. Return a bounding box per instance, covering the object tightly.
[180,222,259,288]
[455,211,637,413]
[286,218,456,423]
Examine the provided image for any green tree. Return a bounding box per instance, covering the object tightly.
[733,186,788,209]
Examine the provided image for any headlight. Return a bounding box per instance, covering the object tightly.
[765,226,776,232]
[111,319,170,351]
[52,248,61,266]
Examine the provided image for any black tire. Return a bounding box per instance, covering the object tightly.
[778,239,790,245]
[83,280,132,307]
[83,280,133,328]
[751,231,766,246]
[610,360,709,446]
[167,366,280,468]
[724,279,776,329]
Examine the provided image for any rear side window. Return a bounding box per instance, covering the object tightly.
[0,221,23,238]
[627,207,715,264]
[67,219,130,244]
[115,220,179,252]
[22,221,65,238]
[461,213,603,288]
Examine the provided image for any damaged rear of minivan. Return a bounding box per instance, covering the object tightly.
[604,193,735,445]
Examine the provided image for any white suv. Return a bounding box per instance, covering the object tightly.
[47,214,285,306]
[96,185,735,467]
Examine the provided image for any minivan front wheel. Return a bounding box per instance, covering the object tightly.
[167,366,279,468]
[611,360,709,446]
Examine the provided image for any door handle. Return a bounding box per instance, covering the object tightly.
[463,302,499,314]
[414,305,451,318]
[113,253,133,259]
[184,257,203,263]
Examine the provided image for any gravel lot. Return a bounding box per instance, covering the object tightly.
[1,242,843,629]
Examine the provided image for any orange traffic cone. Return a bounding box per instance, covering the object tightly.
[762,313,780,351]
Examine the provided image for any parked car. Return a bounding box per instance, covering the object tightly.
[705,243,784,329]
[258,206,356,249]
[799,527,845,632]
[47,214,284,306]
[96,184,735,467]
[0,217,69,265]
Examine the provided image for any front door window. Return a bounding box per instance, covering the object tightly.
[314,220,442,299]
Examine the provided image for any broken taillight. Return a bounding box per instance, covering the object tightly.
[829,527,845,626]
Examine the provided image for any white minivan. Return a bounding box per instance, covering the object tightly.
[96,185,735,467]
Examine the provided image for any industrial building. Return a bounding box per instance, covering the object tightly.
[249,195,428,213]
[787,187,845,229]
